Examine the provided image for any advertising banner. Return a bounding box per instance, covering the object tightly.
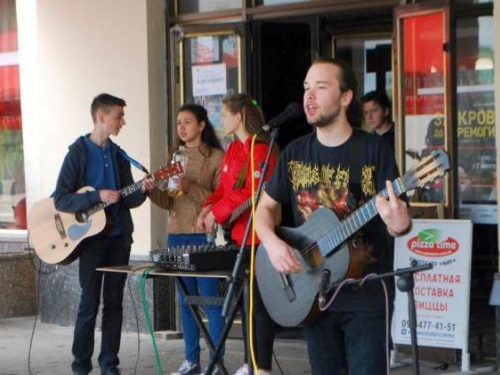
[392,219,472,351]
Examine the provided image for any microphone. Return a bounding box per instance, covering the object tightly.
[258,102,303,134]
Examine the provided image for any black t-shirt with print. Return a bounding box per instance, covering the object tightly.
[265,128,399,311]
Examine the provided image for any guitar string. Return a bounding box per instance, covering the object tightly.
[300,181,403,259]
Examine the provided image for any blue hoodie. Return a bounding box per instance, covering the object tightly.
[53,135,147,245]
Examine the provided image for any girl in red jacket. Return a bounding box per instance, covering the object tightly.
[197,93,277,375]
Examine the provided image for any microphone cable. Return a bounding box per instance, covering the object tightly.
[127,264,153,375]
[249,134,287,375]
[140,266,164,375]
[248,134,259,373]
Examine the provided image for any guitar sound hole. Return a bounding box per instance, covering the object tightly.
[75,211,89,223]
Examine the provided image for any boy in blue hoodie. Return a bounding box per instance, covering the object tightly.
[53,93,155,375]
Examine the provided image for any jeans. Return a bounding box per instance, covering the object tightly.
[168,233,225,364]
[71,236,130,374]
[305,310,389,375]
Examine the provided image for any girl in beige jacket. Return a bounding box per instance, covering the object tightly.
[149,104,224,375]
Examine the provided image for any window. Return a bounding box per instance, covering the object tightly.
[398,11,449,205]
[0,0,26,230]
[456,16,496,224]
[177,0,240,14]
[182,33,241,147]
[335,38,392,98]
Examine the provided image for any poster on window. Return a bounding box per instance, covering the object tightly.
[194,93,234,149]
[190,36,220,65]
[192,63,227,97]
[455,71,497,224]
[222,37,238,68]
[392,219,472,350]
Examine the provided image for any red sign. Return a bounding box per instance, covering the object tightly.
[407,236,460,257]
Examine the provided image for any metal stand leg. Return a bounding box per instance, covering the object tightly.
[177,278,229,375]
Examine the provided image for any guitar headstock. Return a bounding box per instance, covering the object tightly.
[403,149,450,191]
[152,162,184,181]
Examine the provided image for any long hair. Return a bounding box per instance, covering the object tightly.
[173,104,223,156]
[222,93,272,144]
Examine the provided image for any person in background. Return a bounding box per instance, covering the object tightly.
[197,93,278,375]
[53,93,155,375]
[255,58,411,375]
[148,104,225,375]
[361,90,395,152]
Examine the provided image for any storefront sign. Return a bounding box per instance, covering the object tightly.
[392,219,472,356]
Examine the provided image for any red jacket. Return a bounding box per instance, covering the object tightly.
[204,137,277,246]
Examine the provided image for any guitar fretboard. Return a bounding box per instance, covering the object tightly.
[85,179,146,217]
[316,177,406,258]
[223,198,252,229]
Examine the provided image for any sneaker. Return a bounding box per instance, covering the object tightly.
[201,365,223,375]
[170,360,201,375]
[233,366,249,375]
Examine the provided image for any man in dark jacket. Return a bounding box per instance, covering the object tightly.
[53,93,155,375]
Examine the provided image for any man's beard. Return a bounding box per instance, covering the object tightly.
[308,108,341,128]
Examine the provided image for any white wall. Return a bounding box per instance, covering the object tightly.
[17,0,168,255]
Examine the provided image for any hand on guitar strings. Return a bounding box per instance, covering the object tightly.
[196,205,216,235]
[266,237,302,275]
[141,176,156,194]
[201,211,217,236]
[100,189,121,204]
[375,180,411,237]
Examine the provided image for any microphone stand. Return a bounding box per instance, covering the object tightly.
[213,127,278,375]
[222,127,279,317]
[322,261,432,375]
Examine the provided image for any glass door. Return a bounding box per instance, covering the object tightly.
[394,2,455,217]
[170,25,245,147]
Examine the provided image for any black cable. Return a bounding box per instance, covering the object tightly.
[272,349,285,375]
[27,247,58,275]
[26,231,58,375]
[27,257,42,375]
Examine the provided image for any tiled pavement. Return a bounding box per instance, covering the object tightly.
[0,317,496,375]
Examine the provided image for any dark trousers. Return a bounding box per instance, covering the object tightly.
[71,236,131,374]
[241,281,276,371]
[305,310,389,375]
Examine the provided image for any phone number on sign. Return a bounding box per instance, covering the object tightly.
[400,320,457,332]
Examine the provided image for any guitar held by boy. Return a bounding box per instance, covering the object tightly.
[29,162,183,265]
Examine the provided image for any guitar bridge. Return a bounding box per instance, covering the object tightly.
[54,214,67,239]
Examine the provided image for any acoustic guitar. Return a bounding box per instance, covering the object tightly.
[255,149,450,327]
[29,163,183,265]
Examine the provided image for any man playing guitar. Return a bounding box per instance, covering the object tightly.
[255,59,411,375]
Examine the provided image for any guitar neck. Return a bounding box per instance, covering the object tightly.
[223,198,252,229]
[317,177,406,258]
[85,179,144,216]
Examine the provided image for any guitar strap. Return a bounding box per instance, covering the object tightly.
[119,149,150,174]
[347,129,369,245]
[233,161,247,190]
[347,129,366,185]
